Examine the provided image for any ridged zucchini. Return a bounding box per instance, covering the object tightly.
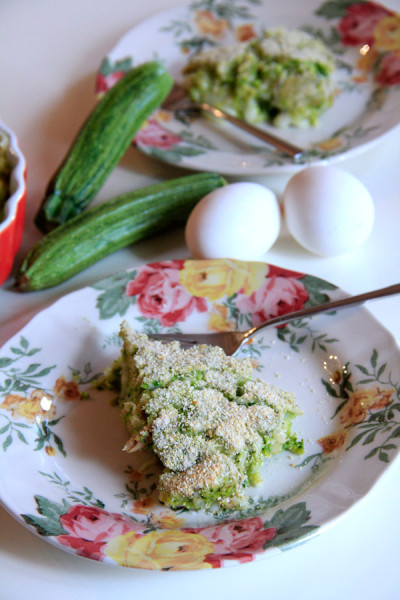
[35,61,173,233]
[16,173,226,291]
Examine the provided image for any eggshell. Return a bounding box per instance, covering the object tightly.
[185,182,280,260]
[283,165,375,256]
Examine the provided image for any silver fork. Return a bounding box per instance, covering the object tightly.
[162,82,304,160]
[148,283,400,356]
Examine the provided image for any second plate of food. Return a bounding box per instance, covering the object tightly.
[96,0,400,174]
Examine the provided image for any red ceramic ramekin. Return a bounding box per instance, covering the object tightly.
[0,120,27,286]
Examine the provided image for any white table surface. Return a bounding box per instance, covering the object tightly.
[1,1,400,598]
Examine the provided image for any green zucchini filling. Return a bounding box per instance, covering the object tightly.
[183,26,336,128]
[100,321,303,510]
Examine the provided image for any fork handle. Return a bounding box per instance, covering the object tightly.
[200,103,304,160]
[243,282,400,342]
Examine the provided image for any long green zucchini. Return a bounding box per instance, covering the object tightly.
[16,173,226,291]
[35,61,173,233]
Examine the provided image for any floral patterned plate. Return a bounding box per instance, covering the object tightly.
[1,259,400,570]
[96,0,400,175]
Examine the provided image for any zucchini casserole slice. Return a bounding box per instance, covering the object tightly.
[183,26,336,128]
[102,321,303,510]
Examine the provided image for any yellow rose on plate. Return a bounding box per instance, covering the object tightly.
[53,375,82,401]
[132,497,155,514]
[180,259,267,301]
[315,137,345,152]
[317,430,346,454]
[208,303,235,332]
[374,15,400,53]
[1,389,56,422]
[194,10,228,38]
[105,530,214,570]
[235,23,257,42]
[150,511,186,529]
[339,387,394,427]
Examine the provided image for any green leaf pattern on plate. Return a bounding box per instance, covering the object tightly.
[20,467,319,569]
[2,259,400,569]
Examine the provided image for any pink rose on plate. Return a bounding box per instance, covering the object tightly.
[235,273,309,327]
[57,505,143,560]
[338,2,394,47]
[95,70,126,95]
[185,517,276,566]
[376,52,400,85]
[134,118,182,149]
[126,260,208,327]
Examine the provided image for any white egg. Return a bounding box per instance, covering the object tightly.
[185,182,281,260]
[283,165,375,256]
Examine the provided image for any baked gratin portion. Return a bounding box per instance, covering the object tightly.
[101,321,303,510]
[183,26,336,128]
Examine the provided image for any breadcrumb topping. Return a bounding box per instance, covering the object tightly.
[109,321,303,511]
